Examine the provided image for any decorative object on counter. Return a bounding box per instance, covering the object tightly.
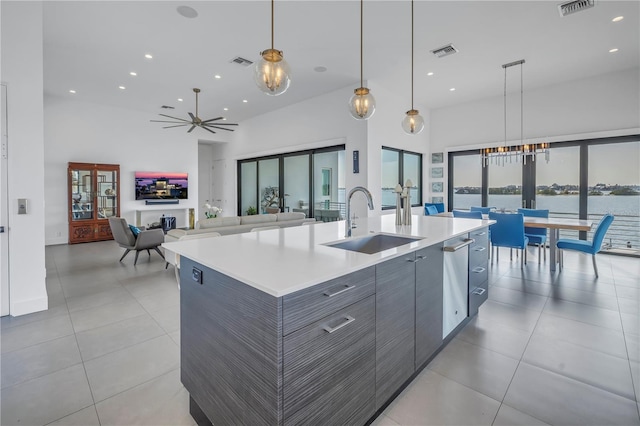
[431,152,443,163]
[203,200,222,218]
[348,0,375,120]
[403,179,413,226]
[255,0,291,96]
[189,208,195,229]
[401,0,425,135]
[394,184,403,225]
[481,59,550,167]
[150,88,238,135]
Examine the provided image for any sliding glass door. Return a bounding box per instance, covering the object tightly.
[238,145,345,219]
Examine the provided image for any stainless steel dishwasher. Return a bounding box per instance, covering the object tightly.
[442,235,473,338]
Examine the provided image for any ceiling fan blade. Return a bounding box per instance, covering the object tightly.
[151,119,185,123]
[187,125,196,133]
[203,125,236,132]
[158,113,191,122]
[202,116,225,123]
[163,124,190,129]
[203,122,238,127]
[188,112,196,121]
[200,126,217,134]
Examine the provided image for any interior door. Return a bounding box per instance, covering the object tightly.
[1,84,9,316]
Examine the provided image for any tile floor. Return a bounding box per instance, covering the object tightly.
[1,241,639,426]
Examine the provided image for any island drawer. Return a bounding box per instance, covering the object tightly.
[283,295,376,426]
[282,266,375,335]
[468,230,489,268]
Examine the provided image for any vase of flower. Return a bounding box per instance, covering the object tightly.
[203,201,222,219]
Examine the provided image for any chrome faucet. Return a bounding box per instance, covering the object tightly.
[345,186,374,237]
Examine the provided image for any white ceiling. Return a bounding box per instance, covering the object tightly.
[43,1,639,125]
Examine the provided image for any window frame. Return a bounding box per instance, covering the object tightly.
[381,146,423,210]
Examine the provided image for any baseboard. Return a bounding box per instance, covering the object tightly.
[45,237,68,246]
[10,295,48,317]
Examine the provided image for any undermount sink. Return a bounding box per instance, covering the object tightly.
[324,233,424,255]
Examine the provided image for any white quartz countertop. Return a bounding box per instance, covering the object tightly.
[162,214,491,297]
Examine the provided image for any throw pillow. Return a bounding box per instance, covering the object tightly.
[425,205,438,216]
[128,224,141,236]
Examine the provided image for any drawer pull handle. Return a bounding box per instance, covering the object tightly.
[474,231,487,236]
[473,246,486,252]
[443,238,475,252]
[323,316,355,334]
[472,288,486,296]
[407,256,426,263]
[472,267,486,273]
[323,285,356,298]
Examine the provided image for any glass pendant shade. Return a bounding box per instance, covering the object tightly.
[402,109,424,135]
[349,87,376,120]
[254,48,291,96]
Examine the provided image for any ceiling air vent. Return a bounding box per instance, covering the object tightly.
[431,44,458,59]
[230,56,254,67]
[558,0,595,17]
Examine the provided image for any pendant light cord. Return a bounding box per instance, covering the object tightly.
[520,62,524,145]
[271,0,275,50]
[195,90,199,119]
[504,66,507,147]
[411,0,414,109]
[360,0,364,87]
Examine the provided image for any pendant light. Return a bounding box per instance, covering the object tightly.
[254,0,291,96]
[401,0,424,135]
[348,0,375,120]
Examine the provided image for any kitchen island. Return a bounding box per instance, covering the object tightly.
[163,214,492,426]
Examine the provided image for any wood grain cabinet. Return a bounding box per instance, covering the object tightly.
[375,253,416,409]
[468,228,489,316]
[415,245,444,369]
[68,162,119,244]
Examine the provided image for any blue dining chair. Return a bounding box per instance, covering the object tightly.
[557,214,614,278]
[518,208,549,264]
[452,210,483,219]
[424,202,445,215]
[488,212,529,268]
[470,206,493,214]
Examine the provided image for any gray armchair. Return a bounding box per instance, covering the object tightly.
[108,217,165,265]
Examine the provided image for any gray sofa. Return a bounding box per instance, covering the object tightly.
[164,212,315,242]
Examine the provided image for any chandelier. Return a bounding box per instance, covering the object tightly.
[482,59,550,167]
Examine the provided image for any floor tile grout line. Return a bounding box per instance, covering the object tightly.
[121,279,179,338]
[91,366,181,406]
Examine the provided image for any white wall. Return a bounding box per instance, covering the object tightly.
[1,1,47,315]
[429,67,640,205]
[44,96,201,244]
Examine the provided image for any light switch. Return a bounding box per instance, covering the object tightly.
[18,199,27,215]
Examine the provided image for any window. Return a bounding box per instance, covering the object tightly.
[381,147,422,210]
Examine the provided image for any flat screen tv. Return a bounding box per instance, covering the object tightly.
[135,172,188,200]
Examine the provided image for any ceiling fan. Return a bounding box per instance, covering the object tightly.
[151,88,238,134]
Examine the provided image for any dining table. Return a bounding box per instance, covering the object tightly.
[439,212,593,272]
[521,216,593,272]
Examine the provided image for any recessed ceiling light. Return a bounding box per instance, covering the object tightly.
[427,72,434,76]
[223,107,229,111]
[242,99,248,103]
[177,98,183,102]
[129,71,137,76]
[119,86,126,90]
[69,89,76,94]
[609,48,619,53]
[314,66,327,73]
[176,5,198,19]
[144,53,153,59]
[612,16,624,22]
[449,87,456,91]
[214,75,221,79]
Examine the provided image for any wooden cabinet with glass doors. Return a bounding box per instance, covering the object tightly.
[68,162,120,244]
